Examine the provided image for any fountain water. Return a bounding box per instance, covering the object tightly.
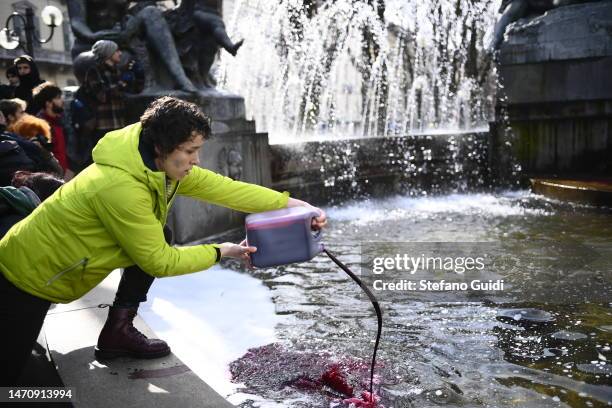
[220,0,499,141]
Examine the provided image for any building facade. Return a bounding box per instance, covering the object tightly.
[0,0,76,88]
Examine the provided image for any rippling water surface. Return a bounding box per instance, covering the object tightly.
[226,191,612,408]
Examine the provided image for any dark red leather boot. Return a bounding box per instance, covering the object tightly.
[95,306,170,360]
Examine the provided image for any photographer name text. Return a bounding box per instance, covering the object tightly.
[372,279,504,291]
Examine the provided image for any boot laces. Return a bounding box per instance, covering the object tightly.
[125,310,149,342]
[128,325,149,342]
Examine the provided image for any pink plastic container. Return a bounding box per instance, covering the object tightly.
[246,207,324,268]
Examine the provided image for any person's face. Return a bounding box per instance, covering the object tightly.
[48,95,64,115]
[7,73,19,86]
[9,106,24,124]
[53,95,64,109]
[156,132,204,181]
[109,50,122,65]
[17,63,31,76]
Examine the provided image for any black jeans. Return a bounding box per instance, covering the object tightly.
[0,272,51,386]
[0,226,172,384]
[113,225,173,307]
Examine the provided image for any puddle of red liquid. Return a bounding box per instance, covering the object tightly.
[230,343,384,407]
[320,365,381,407]
[343,391,379,407]
[321,363,354,396]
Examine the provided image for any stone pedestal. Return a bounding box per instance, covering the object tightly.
[493,1,612,179]
[125,89,272,244]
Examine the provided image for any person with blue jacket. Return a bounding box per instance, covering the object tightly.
[0,96,326,385]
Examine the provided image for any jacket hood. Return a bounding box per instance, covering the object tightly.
[92,123,150,184]
[14,55,42,87]
[0,186,40,215]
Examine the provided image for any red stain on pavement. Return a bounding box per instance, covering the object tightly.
[128,364,190,379]
[230,343,384,407]
[343,391,379,407]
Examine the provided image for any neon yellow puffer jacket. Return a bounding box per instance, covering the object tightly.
[0,123,289,303]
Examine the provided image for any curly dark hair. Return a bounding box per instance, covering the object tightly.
[140,96,211,158]
[32,82,62,112]
[11,171,64,202]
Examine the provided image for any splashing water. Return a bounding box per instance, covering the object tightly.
[220,0,500,140]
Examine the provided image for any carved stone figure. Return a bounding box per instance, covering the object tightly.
[68,0,244,91]
[218,147,243,180]
[67,0,197,92]
[488,0,601,50]
[165,0,244,88]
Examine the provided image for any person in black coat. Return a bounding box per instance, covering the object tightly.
[0,111,62,185]
[13,56,45,114]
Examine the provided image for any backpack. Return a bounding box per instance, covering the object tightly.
[0,136,35,186]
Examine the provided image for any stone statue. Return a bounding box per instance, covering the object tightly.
[488,0,601,51]
[165,0,244,88]
[67,0,197,92]
[68,0,244,92]
[218,147,243,180]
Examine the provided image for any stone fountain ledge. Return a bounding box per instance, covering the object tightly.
[42,270,234,408]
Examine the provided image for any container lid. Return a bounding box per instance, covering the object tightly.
[246,207,319,230]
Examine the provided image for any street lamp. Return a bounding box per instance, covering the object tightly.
[0,5,63,58]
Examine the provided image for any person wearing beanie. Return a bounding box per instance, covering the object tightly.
[83,40,127,161]
[13,56,45,114]
[92,40,119,63]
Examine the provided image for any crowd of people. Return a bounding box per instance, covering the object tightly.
[0,40,140,188]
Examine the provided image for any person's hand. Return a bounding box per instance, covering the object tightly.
[286,198,327,230]
[218,240,257,268]
[310,207,327,230]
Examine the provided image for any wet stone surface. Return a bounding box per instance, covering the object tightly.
[224,192,612,407]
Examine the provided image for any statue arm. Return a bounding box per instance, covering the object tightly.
[489,0,529,50]
[67,0,121,42]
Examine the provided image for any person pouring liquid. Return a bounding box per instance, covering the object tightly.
[0,96,326,386]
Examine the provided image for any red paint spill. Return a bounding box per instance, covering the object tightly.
[321,364,354,396]
[320,365,381,407]
[230,343,384,407]
[128,364,190,379]
[343,391,379,407]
